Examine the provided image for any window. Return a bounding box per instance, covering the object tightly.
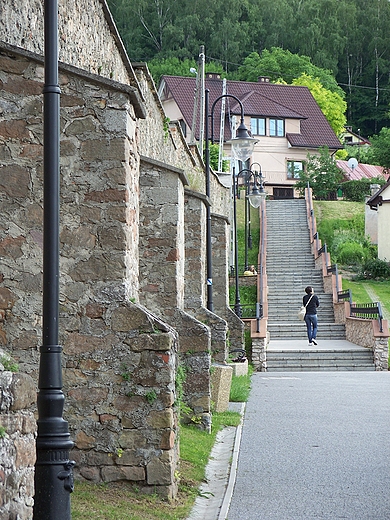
[270,118,284,137]
[250,117,266,136]
[287,160,304,179]
[179,119,186,137]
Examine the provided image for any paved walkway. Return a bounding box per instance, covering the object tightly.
[188,369,390,520]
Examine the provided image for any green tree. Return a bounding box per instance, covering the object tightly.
[369,127,390,168]
[295,146,343,200]
[106,0,390,137]
[292,74,347,136]
[237,48,343,95]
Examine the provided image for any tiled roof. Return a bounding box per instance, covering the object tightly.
[337,160,388,181]
[160,75,342,150]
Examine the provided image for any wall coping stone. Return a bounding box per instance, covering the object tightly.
[211,212,230,225]
[184,188,210,207]
[0,41,146,119]
[140,155,189,186]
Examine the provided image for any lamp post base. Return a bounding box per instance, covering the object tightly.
[234,303,242,318]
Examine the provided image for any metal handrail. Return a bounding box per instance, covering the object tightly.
[350,301,383,333]
[327,263,339,293]
[306,183,384,334]
[239,304,258,319]
[307,183,316,240]
[338,289,352,307]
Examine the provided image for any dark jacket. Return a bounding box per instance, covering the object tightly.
[303,293,319,315]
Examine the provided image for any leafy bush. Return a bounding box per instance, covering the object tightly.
[341,178,385,202]
[336,241,366,266]
[358,258,390,280]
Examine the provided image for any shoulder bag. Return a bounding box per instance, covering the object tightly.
[297,294,314,321]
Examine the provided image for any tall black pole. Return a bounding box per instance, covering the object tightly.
[244,180,248,270]
[204,89,214,312]
[248,199,252,250]
[232,167,242,317]
[34,1,74,518]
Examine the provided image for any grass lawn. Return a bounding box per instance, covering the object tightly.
[342,278,390,316]
[314,200,365,221]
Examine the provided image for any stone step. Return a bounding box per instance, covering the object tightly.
[268,314,336,322]
[266,349,375,371]
[267,324,345,339]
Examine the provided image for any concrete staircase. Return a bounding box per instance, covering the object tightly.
[265,199,375,371]
[266,342,375,371]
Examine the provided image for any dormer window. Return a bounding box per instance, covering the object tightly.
[270,118,284,137]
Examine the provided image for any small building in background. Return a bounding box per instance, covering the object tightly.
[366,180,390,259]
[340,126,371,150]
[336,160,387,182]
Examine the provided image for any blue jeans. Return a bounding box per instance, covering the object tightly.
[304,314,318,342]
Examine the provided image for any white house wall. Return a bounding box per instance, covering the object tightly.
[378,203,390,261]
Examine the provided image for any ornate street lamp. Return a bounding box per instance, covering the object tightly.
[34,1,74,518]
[204,90,258,312]
[247,167,266,209]
[232,166,266,317]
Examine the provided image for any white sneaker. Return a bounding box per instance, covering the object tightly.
[308,342,313,346]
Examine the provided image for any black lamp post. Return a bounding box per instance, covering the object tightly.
[247,162,262,254]
[33,1,74,518]
[204,90,258,312]
[233,167,266,317]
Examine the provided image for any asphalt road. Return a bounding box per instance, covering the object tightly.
[227,371,390,520]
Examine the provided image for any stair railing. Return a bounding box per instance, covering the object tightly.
[327,263,340,294]
[256,199,267,332]
[337,288,352,307]
[306,183,317,243]
[350,301,384,333]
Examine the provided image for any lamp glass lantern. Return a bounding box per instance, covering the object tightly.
[247,182,266,208]
[226,121,259,162]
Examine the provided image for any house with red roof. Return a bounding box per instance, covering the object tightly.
[336,160,387,182]
[158,74,343,199]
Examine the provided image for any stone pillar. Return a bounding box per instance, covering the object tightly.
[211,213,244,360]
[183,191,230,363]
[139,159,212,430]
[252,337,268,371]
[211,213,230,314]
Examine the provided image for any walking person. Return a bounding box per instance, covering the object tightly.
[303,286,319,346]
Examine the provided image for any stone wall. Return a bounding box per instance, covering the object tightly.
[0,0,236,504]
[0,47,180,497]
[345,317,389,370]
[133,63,231,218]
[0,0,137,86]
[0,352,36,519]
[0,47,141,371]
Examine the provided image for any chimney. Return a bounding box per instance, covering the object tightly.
[258,76,270,83]
[206,72,222,80]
